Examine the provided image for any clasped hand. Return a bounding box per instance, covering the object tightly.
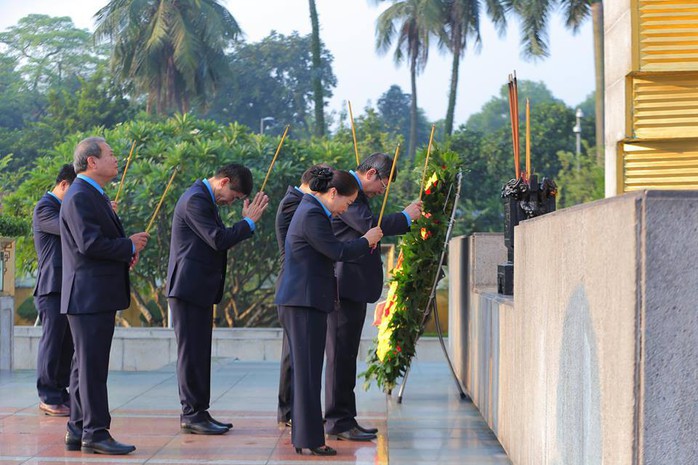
[242,191,270,223]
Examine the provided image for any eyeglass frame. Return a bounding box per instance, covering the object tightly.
[375,171,387,189]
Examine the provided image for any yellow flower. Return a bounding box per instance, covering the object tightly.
[376,310,395,362]
[424,172,439,194]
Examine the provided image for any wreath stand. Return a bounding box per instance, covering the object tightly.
[396,170,469,404]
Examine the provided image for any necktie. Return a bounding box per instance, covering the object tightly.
[103,193,113,210]
[103,193,118,220]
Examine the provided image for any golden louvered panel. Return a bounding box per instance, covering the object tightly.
[639,0,698,71]
[622,140,698,192]
[632,73,698,138]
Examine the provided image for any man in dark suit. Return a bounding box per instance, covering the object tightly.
[275,165,325,426]
[33,164,76,417]
[60,137,149,455]
[325,152,422,441]
[167,164,269,435]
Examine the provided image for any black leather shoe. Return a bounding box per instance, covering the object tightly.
[355,423,378,434]
[327,427,376,441]
[295,445,337,456]
[81,437,136,455]
[65,430,81,451]
[205,412,233,429]
[180,419,229,435]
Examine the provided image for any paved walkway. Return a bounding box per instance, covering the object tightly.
[0,359,510,464]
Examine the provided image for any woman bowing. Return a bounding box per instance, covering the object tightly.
[275,166,382,456]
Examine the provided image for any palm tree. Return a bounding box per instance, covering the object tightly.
[308,0,326,137]
[374,0,443,164]
[511,0,603,162]
[94,0,241,115]
[442,0,508,136]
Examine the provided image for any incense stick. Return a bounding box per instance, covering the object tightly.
[419,124,436,202]
[525,98,531,178]
[348,101,360,166]
[145,167,178,234]
[115,141,136,203]
[377,144,400,228]
[260,125,290,192]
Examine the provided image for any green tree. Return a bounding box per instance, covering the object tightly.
[3,115,379,328]
[334,106,402,161]
[510,0,604,160]
[0,55,34,129]
[0,15,102,93]
[555,148,604,208]
[447,83,596,235]
[465,80,561,133]
[308,0,326,137]
[374,0,443,164]
[94,0,241,115]
[442,0,507,136]
[203,32,336,137]
[377,85,431,154]
[40,66,137,135]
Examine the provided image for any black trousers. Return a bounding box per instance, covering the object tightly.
[278,305,327,449]
[324,299,367,434]
[67,311,116,442]
[276,307,293,423]
[35,294,73,405]
[169,298,214,423]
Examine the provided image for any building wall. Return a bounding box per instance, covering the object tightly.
[606,1,698,195]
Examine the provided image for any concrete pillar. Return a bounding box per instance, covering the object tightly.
[604,0,633,197]
[0,295,13,370]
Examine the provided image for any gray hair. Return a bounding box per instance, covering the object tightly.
[357,152,396,182]
[73,137,106,173]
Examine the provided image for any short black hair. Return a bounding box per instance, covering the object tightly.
[357,152,396,182]
[55,164,77,185]
[301,163,332,185]
[214,163,253,196]
[308,166,359,196]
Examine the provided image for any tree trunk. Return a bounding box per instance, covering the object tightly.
[408,57,418,165]
[445,42,462,137]
[309,0,325,137]
[592,1,604,163]
[130,289,154,325]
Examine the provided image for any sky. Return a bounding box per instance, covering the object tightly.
[0,0,595,128]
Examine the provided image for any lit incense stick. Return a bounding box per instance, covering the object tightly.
[377,144,400,228]
[526,98,531,178]
[348,100,360,166]
[419,124,436,201]
[507,76,518,179]
[115,141,136,203]
[513,72,520,178]
[260,125,290,192]
[145,167,179,234]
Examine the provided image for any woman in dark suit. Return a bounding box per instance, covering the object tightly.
[275,167,382,456]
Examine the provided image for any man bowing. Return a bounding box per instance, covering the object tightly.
[167,164,269,435]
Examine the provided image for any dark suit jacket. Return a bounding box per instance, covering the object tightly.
[33,193,63,297]
[275,194,370,313]
[59,178,133,314]
[332,190,410,303]
[167,180,253,308]
[275,186,304,263]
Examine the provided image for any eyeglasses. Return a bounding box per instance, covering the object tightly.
[375,172,387,189]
